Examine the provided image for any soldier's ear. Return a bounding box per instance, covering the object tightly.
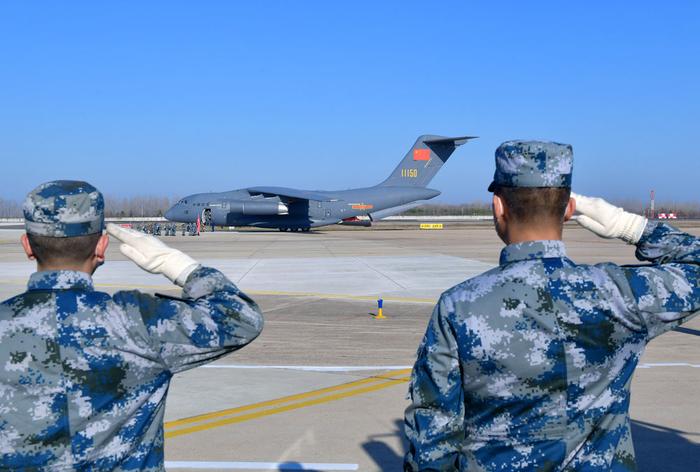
[492,195,505,220]
[94,234,109,263]
[20,234,36,260]
[563,196,576,222]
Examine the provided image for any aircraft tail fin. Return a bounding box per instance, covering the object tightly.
[379,135,476,187]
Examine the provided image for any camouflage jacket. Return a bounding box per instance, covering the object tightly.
[405,222,700,471]
[0,266,263,471]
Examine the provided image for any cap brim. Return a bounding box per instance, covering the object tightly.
[487,181,496,192]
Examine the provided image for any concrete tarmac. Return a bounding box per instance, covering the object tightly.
[1,221,699,471]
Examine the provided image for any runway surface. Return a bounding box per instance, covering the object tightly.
[1,221,699,471]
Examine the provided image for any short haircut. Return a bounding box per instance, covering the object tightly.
[27,233,101,266]
[494,186,571,226]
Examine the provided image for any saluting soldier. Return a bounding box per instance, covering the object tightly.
[0,181,263,470]
[404,142,700,470]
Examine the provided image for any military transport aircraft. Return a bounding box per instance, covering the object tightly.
[164,134,474,231]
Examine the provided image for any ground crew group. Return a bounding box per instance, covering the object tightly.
[1,141,698,471]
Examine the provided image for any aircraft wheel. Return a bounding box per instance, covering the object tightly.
[279,228,286,232]
[302,227,310,233]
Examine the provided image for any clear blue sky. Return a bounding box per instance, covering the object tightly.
[1,1,698,203]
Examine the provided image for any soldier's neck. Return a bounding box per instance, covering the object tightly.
[505,225,563,245]
[37,260,95,275]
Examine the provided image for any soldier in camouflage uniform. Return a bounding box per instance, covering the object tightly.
[1,181,264,470]
[404,141,700,471]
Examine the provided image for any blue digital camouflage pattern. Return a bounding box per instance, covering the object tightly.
[0,266,263,470]
[405,222,700,471]
[488,141,573,191]
[23,180,104,237]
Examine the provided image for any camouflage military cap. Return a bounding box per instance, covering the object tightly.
[487,140,573,191]
[23,180,104,237]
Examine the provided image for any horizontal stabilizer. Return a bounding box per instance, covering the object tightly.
[369,201,427,220]
[423,136,478,147]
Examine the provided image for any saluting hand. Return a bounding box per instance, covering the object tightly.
[106,223,200,286]
[571,193,648,244]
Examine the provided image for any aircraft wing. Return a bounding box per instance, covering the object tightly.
[246,186,336,202]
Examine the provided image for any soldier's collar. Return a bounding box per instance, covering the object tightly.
[499,240,567,265]
[28,270,94,291]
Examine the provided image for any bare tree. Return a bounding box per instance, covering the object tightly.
[0,198,22,218]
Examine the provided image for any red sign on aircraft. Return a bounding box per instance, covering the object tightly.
[413,149,431,161]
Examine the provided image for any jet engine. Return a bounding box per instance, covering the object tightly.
[228,200,289,216]
[206,200,289,226]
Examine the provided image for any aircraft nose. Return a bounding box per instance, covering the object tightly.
[164,205,177,221]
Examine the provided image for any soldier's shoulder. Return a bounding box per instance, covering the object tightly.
[439,264,508,306]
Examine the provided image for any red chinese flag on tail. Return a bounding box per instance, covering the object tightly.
[413,149,431,161]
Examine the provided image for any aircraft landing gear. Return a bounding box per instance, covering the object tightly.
[302,227,311,233]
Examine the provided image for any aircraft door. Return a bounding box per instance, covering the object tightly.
[202,208,212,225]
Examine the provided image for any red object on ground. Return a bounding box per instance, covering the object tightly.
[196,216,201,234]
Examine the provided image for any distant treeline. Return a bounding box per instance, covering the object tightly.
[402,202,492,216]
[0,198,22,218]
[1,196,700,219]
[103,195,175,218]
[400,199,700,219]
[0,196,175,218]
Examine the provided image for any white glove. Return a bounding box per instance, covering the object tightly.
[106,223,200,286]
[572,192,648,244]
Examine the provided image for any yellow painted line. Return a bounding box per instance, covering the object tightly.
[166,375,387,429]
[165,368,411,429]
[165,373,411,438]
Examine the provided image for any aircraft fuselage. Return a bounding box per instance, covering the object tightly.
[164,186,440,230]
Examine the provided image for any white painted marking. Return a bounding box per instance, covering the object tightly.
[165,461,359,470]
[638,362,700,369]
[201,365,413,372]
